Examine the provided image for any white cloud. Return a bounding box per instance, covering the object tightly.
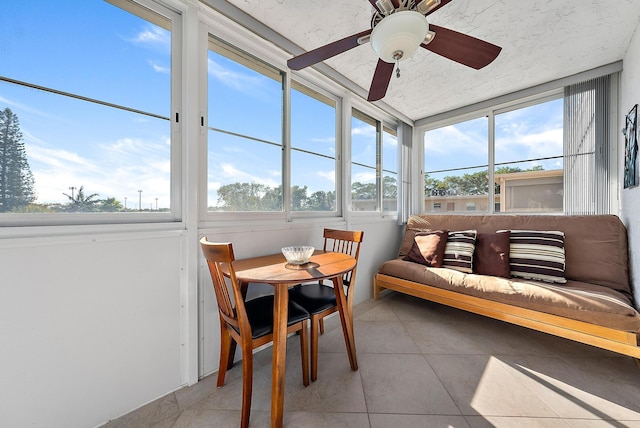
[352,171,376,183]
[149,61,170,74]
[131,25,170,53]
[424,124,486,154]
[208,58,270,97]
[317,170,336,183]
[352,124,375,137]
[25,136,171,206]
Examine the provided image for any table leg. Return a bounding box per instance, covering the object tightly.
[332,276,358,371]
[271,283,288,428]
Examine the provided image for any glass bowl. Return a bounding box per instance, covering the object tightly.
[281,246,314,265]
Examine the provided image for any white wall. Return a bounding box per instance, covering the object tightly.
[0,231,184,427]
[620,18,640,307]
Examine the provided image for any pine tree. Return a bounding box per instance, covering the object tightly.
[0,108,36,212]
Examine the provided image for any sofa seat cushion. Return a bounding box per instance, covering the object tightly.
[378,258,640,332]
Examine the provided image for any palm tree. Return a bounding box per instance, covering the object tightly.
[62,186,100,212]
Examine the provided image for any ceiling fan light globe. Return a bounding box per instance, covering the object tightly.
[371,11,428,63]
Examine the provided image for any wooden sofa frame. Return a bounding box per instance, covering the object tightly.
[374,273,640,363]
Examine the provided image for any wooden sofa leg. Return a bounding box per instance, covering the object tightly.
[373,280,380,300]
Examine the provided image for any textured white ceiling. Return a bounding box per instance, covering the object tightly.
[224,0,640,121]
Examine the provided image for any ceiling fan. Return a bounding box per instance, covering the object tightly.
[287,0,502,102]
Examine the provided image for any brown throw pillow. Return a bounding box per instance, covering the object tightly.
[474,231,511,278]
[403,230,448,267]
[398,227,430,257]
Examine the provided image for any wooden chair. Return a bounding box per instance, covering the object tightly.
[200,237,310,428]
[288,228,364,381]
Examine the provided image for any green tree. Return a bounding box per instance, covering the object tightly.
[425,166,545,196]
[383,176,397,198]
[351,181,376,200]
[62,186,101,212]
[216,182,284,211]
[0,108,36,212]
[291,185,309,211]
[307,190,335,211]
[100,197,123,212]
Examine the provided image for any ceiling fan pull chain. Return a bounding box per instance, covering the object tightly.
[392,50,403,78]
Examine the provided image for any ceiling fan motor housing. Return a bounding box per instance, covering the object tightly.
[370,10,429,63]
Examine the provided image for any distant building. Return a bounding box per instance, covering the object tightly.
[424,169,563,213]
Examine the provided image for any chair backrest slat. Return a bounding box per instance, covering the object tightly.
[200,238,250,334]
[322,228,364,297]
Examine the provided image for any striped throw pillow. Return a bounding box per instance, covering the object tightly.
[507,230,566,284]
[443,230,477,273]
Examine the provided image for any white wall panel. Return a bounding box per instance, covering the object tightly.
[0,233,183,427]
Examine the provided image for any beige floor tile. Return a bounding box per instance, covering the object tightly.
[370,413,471,428]
[107,295,640,428]
[283,411,370,427]
[563,419,640,427]
[496,355,640,421]
[173,408,268,428]
[281,352,367,413]
[353,319,421,354]
[426,354,558,417]
[465,416,571,427]
[403,320,487,355]
[359,353,461,415]
[102,394,180,428]
[356,298,402,322]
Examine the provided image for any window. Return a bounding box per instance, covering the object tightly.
[423,95,566,214]
[382,126,398,212]
[290,82,338,212]
[0,0,178,224]
[206,38,341,215]
[350,109,397,213]
[207,37,284,212]
[424,116,490,213]
[495,98,563,213]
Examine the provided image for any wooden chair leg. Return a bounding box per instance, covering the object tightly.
[310,315,319,382]
[240,342,253,428]
[217,325,232,387]
[300,320,310,386]
[227,341,237,370]
[319,318,325,335]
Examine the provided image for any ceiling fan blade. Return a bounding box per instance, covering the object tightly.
[367,59,395,102]
[287,29,372,70]
[422,24,502,69]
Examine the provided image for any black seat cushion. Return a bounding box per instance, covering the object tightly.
[242,295,310,339]
[288,283,339,315]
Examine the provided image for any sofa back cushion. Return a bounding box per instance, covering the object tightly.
[404,214,631,296]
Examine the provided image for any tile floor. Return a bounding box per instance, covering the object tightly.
[103,292,640,427]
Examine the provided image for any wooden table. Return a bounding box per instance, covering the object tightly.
[222,250,358,428]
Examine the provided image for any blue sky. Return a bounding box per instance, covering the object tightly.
[424,99,563,181]
[0,1,171,208]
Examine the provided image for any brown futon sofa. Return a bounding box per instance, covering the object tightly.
[374,214,640,361]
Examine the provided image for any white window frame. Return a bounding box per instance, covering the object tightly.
[0,0,183,228]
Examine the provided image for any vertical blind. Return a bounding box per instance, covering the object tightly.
[563,74,613,215]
